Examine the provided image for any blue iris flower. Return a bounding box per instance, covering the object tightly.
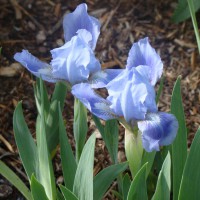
[72,38,178,152]
[14,3,122,86]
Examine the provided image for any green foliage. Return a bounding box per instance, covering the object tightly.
[9,64,200,200]
[59,105,77,191]
[125,129,143,178]
[104,119,119,164]
[92,116,119,164]
[172,0,200,23]
[73,134,96,200]
[36,78,57,200]
[13,102,38,181]
[152,152,171,200]
[36,114,57,200]
[178,128,200,199]
[46,100,60,154]
[31,175,49,200]
[172,0,200,54]
[156,76,165,104]
[93,162,128,200]
[127,163,148,200]
[171,77,187,200]
[141,151,156,179]
[73,98,88,161]
[34,79,67,155]
[122,173,131,200]
[0,160,33,200]
[60,185,78,200]
[34,78,50,118]
[51,81,68,110]
[187,0,200,54]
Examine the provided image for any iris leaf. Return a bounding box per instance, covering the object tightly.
[0,160,32,200]
[171,76,187,200]
[59,105,77,191]
[13,102,38,181]
[178,128,200,199]
[73,134,96,200]
[152,152,171,200]
[93,162,128,200]
[127,163,148,200]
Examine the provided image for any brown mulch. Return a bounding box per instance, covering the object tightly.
[0,0,200,199]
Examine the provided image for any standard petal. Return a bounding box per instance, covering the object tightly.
[51,35,101,85]
[137,112,178,152]
[76,29,92,44]
[106,70,129,117]
[71,83,117,120]
[89,69,123,88]
[107,68,157,122]
[63,3,100,50]
[121,80,148,122]
[126,37,163,86]
[14,50,56,82]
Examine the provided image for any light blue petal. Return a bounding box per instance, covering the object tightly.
[63,3,100,50]
[137,112,178,152]
[76,29,92,44]
[106,70,129,117]
[107,68,157,122]
[126,37,163,86]
[121,80,148,122]
[135,65,151,82]
[50,34,100,85]
[89,69,123,88]
[72,83,117,120]
[14,50,57,82]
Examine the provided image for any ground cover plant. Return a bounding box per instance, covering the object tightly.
[0,1,200,199]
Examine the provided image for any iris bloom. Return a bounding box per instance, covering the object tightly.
[72,38,178,152]
[14,3,121,86]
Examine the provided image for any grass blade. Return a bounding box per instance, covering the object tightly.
[152,152,171,200]
[36,78,57,200]
[73,134,96,200]
[156,76,165,104]
[187,0,200,54]
[51,81,68,111]
[178,128,200,199]
[171,77,187,200]
[0,160,32,200]
[73,98,88,162]
[171,0,200,23]
[60,185,78,200]
[122,173,131,200]
[104,119,119,164]
[13,102,38,181]
[31,175,48,200]
[127,163,148,200]
[93,162,128,200]
[59,105,77,191]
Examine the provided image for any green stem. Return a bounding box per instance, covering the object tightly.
[187,0,200,54]
[124,129,143,178]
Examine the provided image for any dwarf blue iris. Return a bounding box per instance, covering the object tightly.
[72,38,178,152]
[14,3,121,86]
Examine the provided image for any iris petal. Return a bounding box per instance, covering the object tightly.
[126,37,163,86]
[72,83,117,120]
[14,50,57,82]
[89,69,123,88]
[50,33,101,85]
[137,112,178,152]
[107,68,157,122]
[63,3,100,50]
